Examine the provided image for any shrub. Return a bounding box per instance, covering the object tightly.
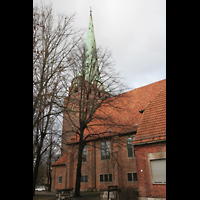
[119,187,139,200]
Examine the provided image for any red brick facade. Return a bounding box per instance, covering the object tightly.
[133,86,166,199]
[52,79,166,196]
[52,134,138,190]
[134,143,166,198]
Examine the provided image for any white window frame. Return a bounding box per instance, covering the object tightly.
[147,151,166,184]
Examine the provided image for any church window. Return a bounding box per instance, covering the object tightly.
[127,136,135,157]
[83,145,87,162]
[101,141,110,160]
[58,176,62,183]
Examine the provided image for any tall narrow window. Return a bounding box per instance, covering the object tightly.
[83,145,87,162]
[101,142,105,160]
[127,173,132,181]
[106,141,110,159]
[100,175,103,182]
[85,175,88,182]
[127,136,135,157]
[101,141,110,160]
[133,173,138,181]
[104,174,108,182]
[58,176,62,183]
[109,174,112,182]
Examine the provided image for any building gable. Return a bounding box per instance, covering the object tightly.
[133,86,166,146]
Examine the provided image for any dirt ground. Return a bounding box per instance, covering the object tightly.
[34,191,100,200]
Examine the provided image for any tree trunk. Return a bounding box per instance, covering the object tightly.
[33,133,45,196]
[33,146,42,196]
[74,129,84,197]
[47,135,52,192]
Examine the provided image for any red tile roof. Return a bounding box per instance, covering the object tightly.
[133,85,166,145]
[69,79,166,143]
[52,153,68,166]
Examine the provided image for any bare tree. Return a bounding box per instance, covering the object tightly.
[33,2,83,196]
[62,41,128,197]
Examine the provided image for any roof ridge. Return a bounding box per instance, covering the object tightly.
[52,153,68,166]
[117,79,166,97]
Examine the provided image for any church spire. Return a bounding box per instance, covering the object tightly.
[84,9,102,84]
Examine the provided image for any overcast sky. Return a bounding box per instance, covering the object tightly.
[33,0,166,90]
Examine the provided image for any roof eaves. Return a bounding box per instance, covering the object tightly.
[67,130,138,145]
[133,138,166,146]
[52,163,65,167]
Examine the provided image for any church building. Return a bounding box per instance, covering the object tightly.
[51,10,166,200]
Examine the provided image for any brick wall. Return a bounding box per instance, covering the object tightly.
[69,134,138,190]
[61,98,79,156]
[134,142,166,198]
[52,165,67,190]
[53,134,139,191]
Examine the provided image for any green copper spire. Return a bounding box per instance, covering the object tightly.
[84,9,102,84]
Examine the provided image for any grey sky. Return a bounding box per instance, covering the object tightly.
[33,0,166,90]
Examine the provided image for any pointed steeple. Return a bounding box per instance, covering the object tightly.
[84,9,102,84]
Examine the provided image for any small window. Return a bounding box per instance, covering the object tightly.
[104,174,108,182]
[81,175,88,183]
[109,174,112,182]
[133,173,138,181]
[127,173,132,181]
[85,175,88,182]
[59,176,62,183]
[100,175,103,182]
[127,173,137,182]
[99,174,112,182]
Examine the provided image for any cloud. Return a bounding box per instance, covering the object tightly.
[33,0,166,89]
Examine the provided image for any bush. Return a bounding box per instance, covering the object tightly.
[87,188,93,192]
[119,187,139,200]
